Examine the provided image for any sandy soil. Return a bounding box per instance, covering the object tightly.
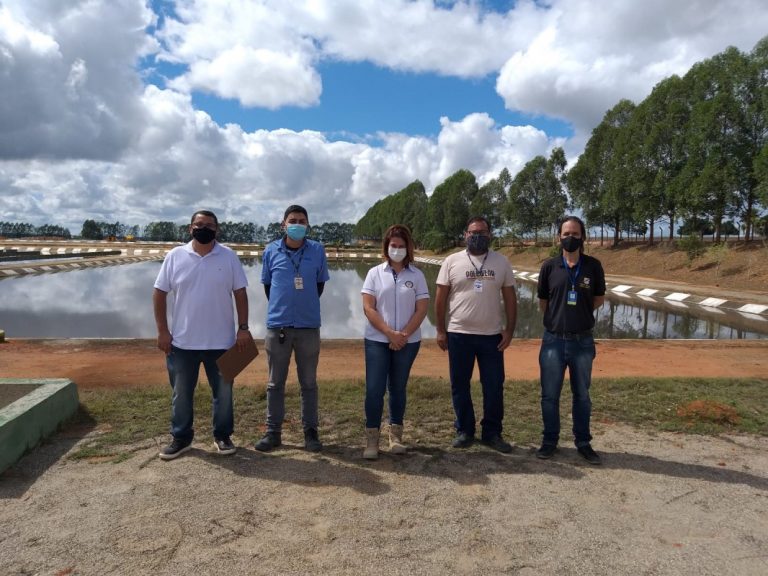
[1,338,768,575]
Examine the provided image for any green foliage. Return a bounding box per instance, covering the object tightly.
[355,180,428,244]
[677,234,705,261]
[0,221,71,238]
[421,230,453,252]
[427,169,478,246]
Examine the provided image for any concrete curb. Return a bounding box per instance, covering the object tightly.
[0,378,79,474]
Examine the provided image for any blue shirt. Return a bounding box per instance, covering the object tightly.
[261,237,330,328]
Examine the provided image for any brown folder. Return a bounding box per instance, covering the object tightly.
[216,337,259,382]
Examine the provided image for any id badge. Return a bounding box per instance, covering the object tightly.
[474,279,483,293]
[294,276,304,290]
[567,289,577,306]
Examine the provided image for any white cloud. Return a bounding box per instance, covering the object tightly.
[2,0,767,233]
[0,0,155,160]
[496,0,768,131]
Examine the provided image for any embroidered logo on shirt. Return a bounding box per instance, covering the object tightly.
[404,280,414,288]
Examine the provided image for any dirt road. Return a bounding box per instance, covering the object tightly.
[2,338,768,389]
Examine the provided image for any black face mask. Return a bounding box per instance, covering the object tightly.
[192,227,216,244]
[467,233,490,255]
[561,235,582,253]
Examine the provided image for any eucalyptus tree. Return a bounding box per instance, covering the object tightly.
[682,47,751,242]
[355,180,428,243]
[569,100,636,246]
[426,169,478,246]
[625,75,691,243]
[506,149,568,243]
[475,167,511,232]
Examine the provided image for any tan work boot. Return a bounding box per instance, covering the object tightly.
[389,424,406,454]
[363,428,380,460]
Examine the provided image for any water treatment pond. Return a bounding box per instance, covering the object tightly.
[0,260,765,339]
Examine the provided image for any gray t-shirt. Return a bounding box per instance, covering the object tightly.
[436,250,516,335]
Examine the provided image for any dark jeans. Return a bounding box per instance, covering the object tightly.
[364,339,421,428]
[447,332,505,440]
[538,331,596,448]
[166,346,233,442]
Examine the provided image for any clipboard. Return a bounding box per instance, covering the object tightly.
[216,337,259,382]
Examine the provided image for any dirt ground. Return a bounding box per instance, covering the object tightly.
[1,338,768,389]
[2,338,768,575]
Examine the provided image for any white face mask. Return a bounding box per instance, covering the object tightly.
[388,246,406,263]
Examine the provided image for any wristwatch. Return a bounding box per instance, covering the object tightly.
[238,324,249,331]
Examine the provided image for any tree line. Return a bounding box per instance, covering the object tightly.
[357,37,768,248]
[0,221,71,239]
[78,219,355,245]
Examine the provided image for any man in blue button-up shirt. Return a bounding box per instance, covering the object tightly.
[255,205,330,452]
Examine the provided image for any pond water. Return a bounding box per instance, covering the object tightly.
[0,260,766,339]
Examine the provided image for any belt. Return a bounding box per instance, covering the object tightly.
[547,329,593,339]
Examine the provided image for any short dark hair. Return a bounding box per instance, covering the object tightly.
[382,224,415,267]
[283,204,309,222]
[466,216,491,233]
[191,210,218,226]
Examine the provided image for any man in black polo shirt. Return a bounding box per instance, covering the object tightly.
[535,216,606,464]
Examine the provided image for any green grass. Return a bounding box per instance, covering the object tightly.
[67,376,768,461]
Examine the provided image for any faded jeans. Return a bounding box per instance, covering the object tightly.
[538,330,596,448]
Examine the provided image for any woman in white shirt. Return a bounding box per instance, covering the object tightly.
[361,224,429,459]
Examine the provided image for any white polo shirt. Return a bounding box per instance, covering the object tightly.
[154,241,248,350]
[361,262,430,343]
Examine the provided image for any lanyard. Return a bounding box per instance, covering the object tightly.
[466,250,488,276]
[562,255,581,289]
[286,245,306,277]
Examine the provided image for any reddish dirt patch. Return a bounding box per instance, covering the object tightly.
[1,338,767,390]
[676,400,741,425]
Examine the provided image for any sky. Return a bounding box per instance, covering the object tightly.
[1,0,767,233]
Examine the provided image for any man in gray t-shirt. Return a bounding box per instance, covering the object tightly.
[435,216,517,453]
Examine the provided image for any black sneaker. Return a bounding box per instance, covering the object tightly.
[304,428,323,452]
[481,435,513,453]
[254,432,281,452]
[451,432,475,449]
[577,444,602,465]
[536,444,557,460]
[158,438,191,460]
[213,436,236,455]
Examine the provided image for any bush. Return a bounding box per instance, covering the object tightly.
[677,235,705,262]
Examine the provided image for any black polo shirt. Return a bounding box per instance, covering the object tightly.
[537,254,606,333]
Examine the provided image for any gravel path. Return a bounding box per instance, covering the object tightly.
[2,424,767,575]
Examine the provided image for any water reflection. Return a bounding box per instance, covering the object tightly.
[0,260,765,339]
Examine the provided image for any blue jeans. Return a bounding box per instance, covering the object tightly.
[166,346,234,442]
[364,339,421,428]
[538,331,596,448]
[447,332,505,440]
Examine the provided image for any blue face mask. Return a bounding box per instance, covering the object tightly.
[286,224,307,241]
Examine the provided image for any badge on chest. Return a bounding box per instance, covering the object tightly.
[474,279,483,293]
[294,276,304,290]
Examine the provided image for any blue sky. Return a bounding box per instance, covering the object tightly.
[1,0,766,230]
[188,62,574,140]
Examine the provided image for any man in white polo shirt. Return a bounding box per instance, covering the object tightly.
[153,210,251,460]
